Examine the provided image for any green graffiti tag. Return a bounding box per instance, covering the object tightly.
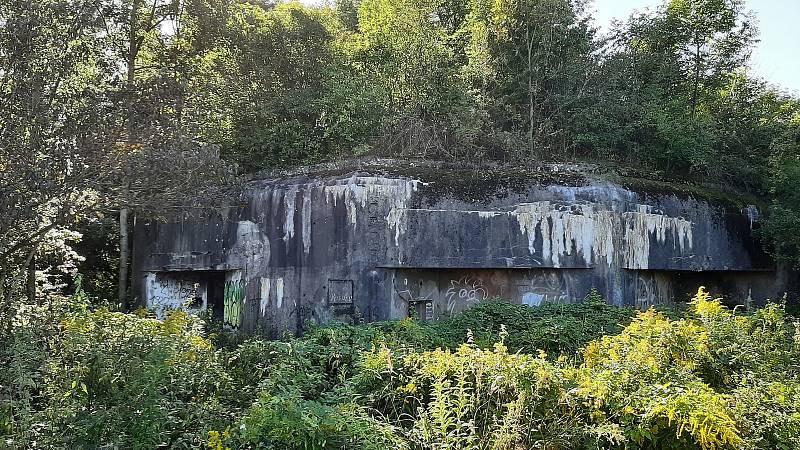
[223,280,245,328]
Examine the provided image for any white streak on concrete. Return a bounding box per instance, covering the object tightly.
[322,176,422,238]
[275,277,284,309]
[233,220,269,267]
[512,201,692,268]
[266,178,695,270]
[301,188,312,254]
[260,277,270,315]
[745,205,759,230]
[624,205,693,269]
[386,207,407,247]
[283,186,298,243]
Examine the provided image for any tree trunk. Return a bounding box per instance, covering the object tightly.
[118,206,129,305]
[691,36,700,119]
[527,26,535,159]
[118,0,140,306]
[26,254,36,305]
[0,268,7,324]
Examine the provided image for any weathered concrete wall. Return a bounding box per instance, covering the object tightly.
[133,159,787,334]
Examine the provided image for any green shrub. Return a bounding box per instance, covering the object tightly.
[51,309,236,449]
[355,340,589,449]
[226,393,406,450]
[0,300,241,449]
[345,288,800,449]
[431,292,638,356]
[575,287,800,449]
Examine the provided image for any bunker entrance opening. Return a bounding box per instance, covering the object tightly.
[144,270,228,319]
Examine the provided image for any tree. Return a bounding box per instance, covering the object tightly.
[191,1,388,169]
[464,0,597,158]
[0,0,119,312]
[88,0,239,304]
[226,2,347,168]
[582,0,758,177]
[353,0,482,158]
[665,0,754,118]
[0,0,237,316]
[763,108,800,267]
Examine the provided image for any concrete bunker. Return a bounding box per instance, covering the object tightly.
[133,159,791,335]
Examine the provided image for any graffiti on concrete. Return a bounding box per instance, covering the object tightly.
[518,271,567,307]
[635,275,655,309]
[146,272,205,318]
[393,276,436,320]
[634,273,672,309]
[328,279,355,321]
[224,280,245,328]
[150,281,198,309]
[290,304,314,332]
[328,279,354,305]
[394,278,436,303]
[445,276,487,314]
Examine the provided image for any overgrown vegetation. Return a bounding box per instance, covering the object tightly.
[2,287,800,449]
[3,0,800,309]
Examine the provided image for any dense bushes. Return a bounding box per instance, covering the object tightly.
[346,289,800,449]
[2,288,800,449]
[431,290,637,356]
[0,298,234,449]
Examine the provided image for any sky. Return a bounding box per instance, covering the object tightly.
[591,0,800,94]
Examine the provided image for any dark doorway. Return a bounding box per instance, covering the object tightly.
[206,271,226,320]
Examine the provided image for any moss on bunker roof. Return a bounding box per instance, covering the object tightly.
[252,157,589,201]
[250,157,762,209]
